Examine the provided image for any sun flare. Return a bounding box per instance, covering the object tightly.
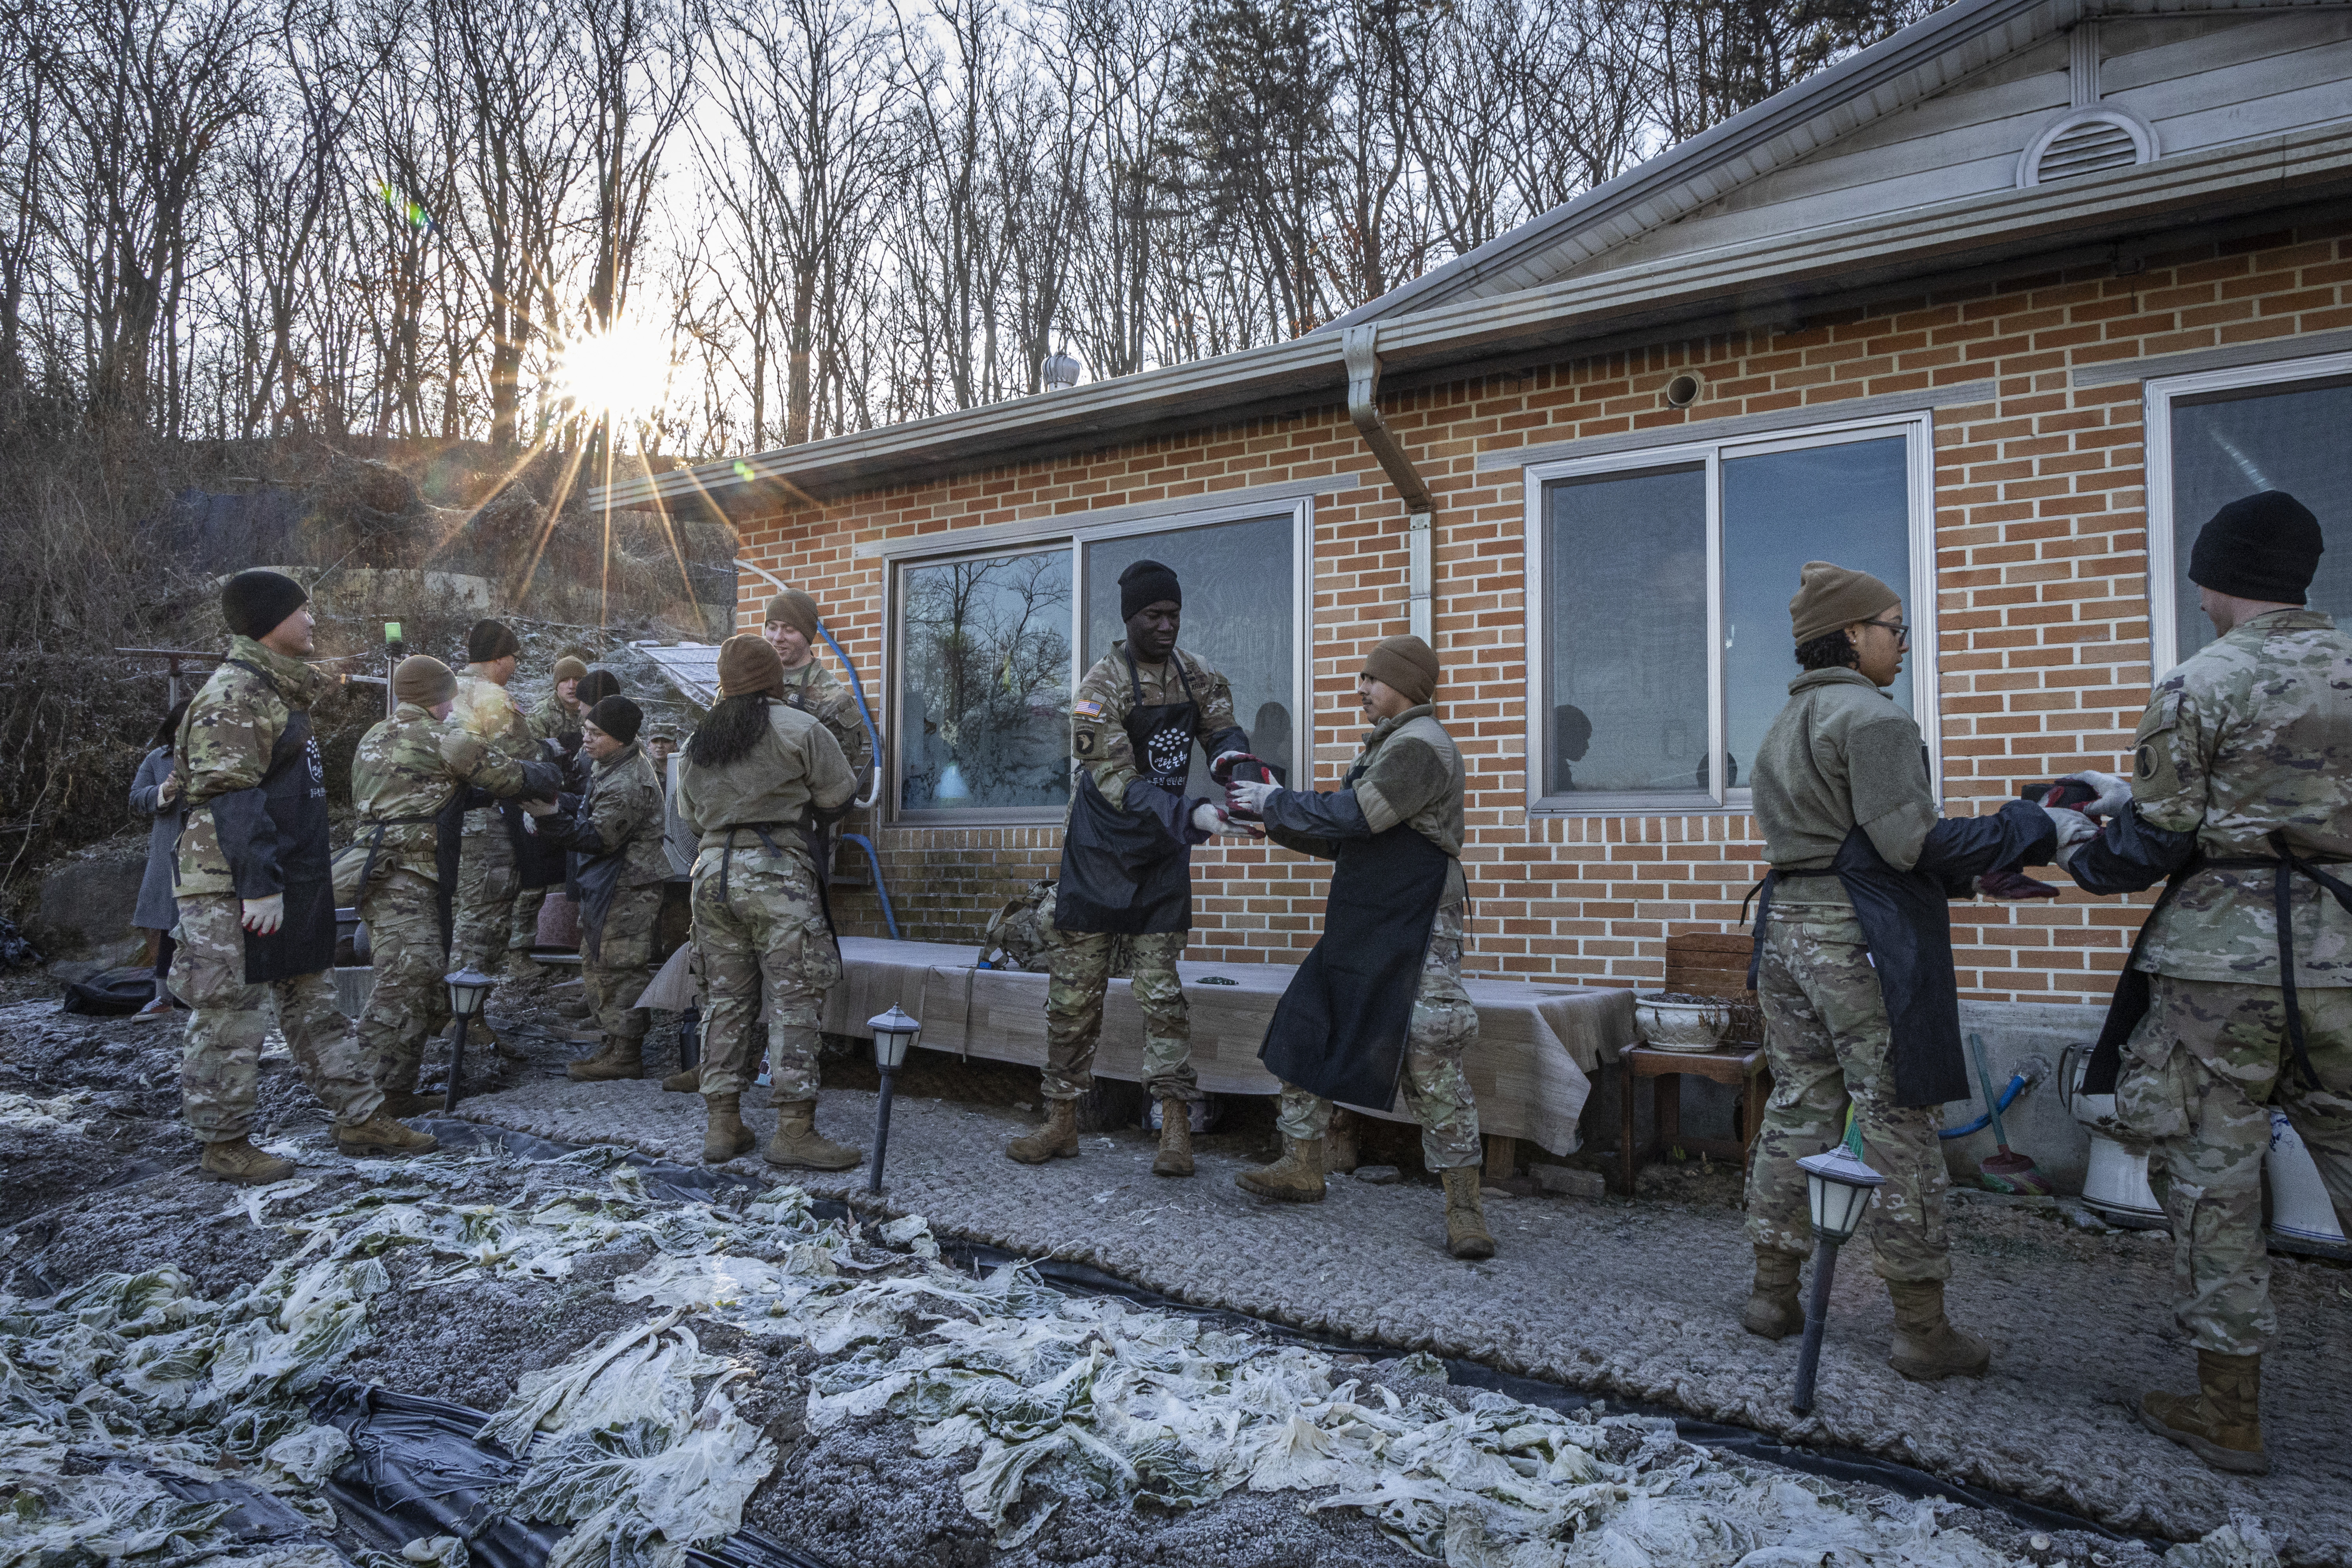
[554,319,671,421]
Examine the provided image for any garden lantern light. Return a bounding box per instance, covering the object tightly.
[1790,1145,1886,1415]
[867,1005,920,1194]
[441,967,496,1112]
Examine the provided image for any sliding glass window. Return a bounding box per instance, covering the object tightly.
[1526,416,1932,812]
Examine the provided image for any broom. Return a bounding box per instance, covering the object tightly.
[1967,1031,2054,1195]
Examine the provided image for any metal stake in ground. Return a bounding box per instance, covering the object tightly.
[443,967,496,1113]
[867,1005,920,1194]
[1790,1145,1885,1415]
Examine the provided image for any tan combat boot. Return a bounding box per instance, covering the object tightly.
[1236,1136,1325,1202]
[1740,1246,1808,1340]
[198,1138,296,1186]
[703,1092,756,1164]
[1007,1099,1080,1164]
[2141,1351,2270,1475]
[1886,1279,1991,1381]
[338,1115,438,1158]
[1152,1098,1194,1178]
[566,1037,646,1082]
[663,1065,703,1094]
[1441,1165,1496,1259]
[1324,1108,1361,1175]
[765,1099,861,1171]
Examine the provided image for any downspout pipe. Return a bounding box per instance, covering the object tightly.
[1343,323,1437,642]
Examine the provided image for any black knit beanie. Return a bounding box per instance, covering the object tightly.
[576,669,622,706]
[1119,559,1182,620]
[220,570,308,638]
[467,619,522,663]
[586,695,642,745]
[2189,491,2324,604]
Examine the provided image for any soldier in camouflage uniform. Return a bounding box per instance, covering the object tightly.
[350,656,557,1116]
[1008,560,1258,1174]
[449,620,535,1021]
[173,570,432,1184]
[676,636,860,1167]
[1228,636,1494,1258]
[2054,492,2352,1477]
[762,590,873,798]
[511,653,588,955]
[528,695,671,1082]
[1741,562,2056,1379]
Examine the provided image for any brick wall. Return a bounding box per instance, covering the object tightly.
[741,219,2351,1001]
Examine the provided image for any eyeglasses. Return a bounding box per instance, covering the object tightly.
[1865,618,1911,646]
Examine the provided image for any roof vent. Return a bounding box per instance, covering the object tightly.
[2017,107,2157,189]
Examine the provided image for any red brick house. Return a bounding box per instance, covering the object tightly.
[597,0,2352,1064]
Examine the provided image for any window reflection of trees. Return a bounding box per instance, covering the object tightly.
[902,551,1073,810]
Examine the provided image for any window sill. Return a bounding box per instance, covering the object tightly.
[1525,794,1753,819]
[888,808,1068,830]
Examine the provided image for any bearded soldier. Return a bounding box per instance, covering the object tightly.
[2053,492,2351,1476]
[1738,561,2057,1379]
[676,636,860,1166]
[1005,559,1259,1175]
[1227,636,1493,1258]
[532,695,671,1083]
[173,571,432,1182]
[349,656,561,1116]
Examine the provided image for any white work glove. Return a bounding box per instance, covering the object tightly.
[2060,769,2133,820]
[2042,804,2100,869]
[1191,802,1261,838]
[240,893,285,936]
[1226,778,1279,817]
[519,796,560,818]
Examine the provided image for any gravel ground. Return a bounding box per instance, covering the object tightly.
[0,977,2321,1567]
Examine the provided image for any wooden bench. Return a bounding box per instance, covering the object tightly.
[1618,1043,1769,1196]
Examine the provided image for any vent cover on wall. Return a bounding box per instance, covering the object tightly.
[2017,107,2157,188]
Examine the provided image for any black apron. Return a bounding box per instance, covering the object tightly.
[1257,770,1454,1112]
[353,785,469,957]
[1746,824,1971,1109]
[1054,653,1201,937]
[2082,835,2352,1095]
[564,771,638,966]
[229,666,336,984]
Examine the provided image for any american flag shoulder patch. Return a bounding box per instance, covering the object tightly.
[1072,700,1103,718]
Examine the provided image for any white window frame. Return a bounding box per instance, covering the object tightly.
[1521,410,1940,815]
[885,496,1315,825]
[2143,348,2352,677]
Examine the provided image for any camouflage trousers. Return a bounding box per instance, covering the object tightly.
[451,808,517,974]
[2117,973,2352,1356]
[1277,902,1482,1171]
[511,884,549,955]
[357,868,452,1095]
[584,882,663,1047]
[692,842,838,1102]
[172,892,380,1140]
[1044,930,1196,1102]
[1747,899,1950,1282]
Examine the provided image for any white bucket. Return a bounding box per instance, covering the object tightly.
[2064,1045,2167,1226]
[2267,1109,2347,1248]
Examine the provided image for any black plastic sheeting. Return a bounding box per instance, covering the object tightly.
[410,1118,2131,1547]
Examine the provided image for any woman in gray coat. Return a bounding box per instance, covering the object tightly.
[128,701,189,1017]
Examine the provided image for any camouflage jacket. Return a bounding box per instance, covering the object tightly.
[173,636,340,898]
[453,669,536,820]
[676,701,858,852]
[1069,643,1240,808]
[527,691,583,746]
[779,658,871,798]
[542,743,669,887]
[2133,607,2352,987]
[351,703,538,881]
[1265,706,1468,907]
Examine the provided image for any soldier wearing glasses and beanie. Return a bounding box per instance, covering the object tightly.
[1739,561,2057,1378]
[2049,491,2352,1477]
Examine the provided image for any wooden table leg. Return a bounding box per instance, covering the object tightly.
[1655,1072,1681,1160]
[1484,1134,1518,1185]
[1619,1065,1637,1196]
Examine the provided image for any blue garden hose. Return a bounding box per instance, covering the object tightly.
[1842,1071,2031,1155]
[815,621,900,941]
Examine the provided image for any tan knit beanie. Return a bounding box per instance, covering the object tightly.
[393,655,457,708]
[764,590,820,640]
[716,634,784,698]
[550,655,588,684]
[1362,634,1439,706]
[1789,561,1900,646]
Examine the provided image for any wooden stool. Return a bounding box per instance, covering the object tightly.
[1618,1044,1770,1196]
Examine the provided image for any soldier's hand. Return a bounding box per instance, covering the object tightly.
[519,797,559,818]
[1226,778,1279,817]
[159,771,181,804]
[1192,802,1264,839]
[2040,805,2099,867]
[2059,769,2133,819]
[240,894,286,936]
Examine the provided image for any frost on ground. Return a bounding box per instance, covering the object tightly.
[5,1128,2283,1568]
